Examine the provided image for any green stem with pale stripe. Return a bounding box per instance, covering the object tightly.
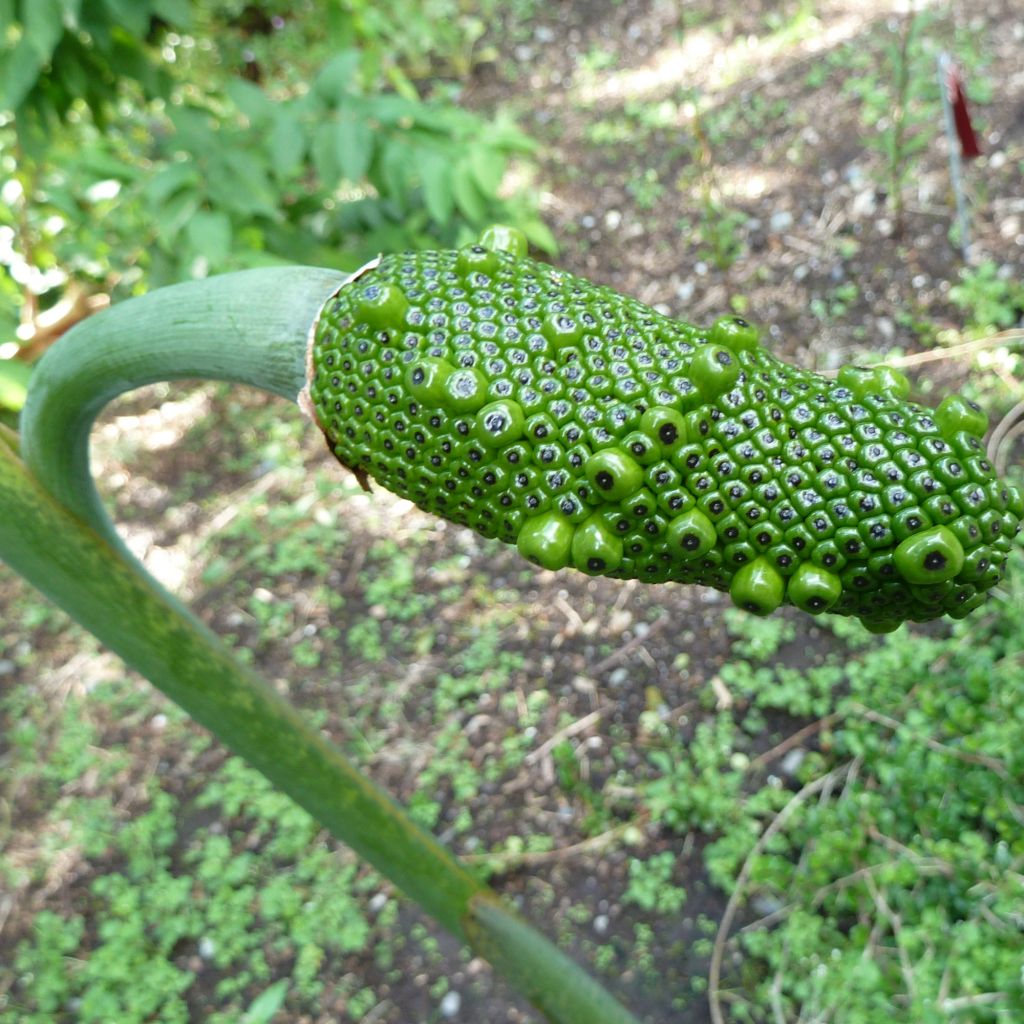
[5,268,641,1024]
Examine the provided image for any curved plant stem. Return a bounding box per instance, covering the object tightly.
[20,266,344,541]
[6,269,641,1024]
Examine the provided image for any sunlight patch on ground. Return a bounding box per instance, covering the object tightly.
[713,166,792,200]
[98,388,213,455]
[574,1,925,107]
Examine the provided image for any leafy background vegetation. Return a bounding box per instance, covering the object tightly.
[0,0,551,407]
[2,1,1023,1022]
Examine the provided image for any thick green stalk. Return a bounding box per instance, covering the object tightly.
[19,266,343,540]
[7,269,642,1024]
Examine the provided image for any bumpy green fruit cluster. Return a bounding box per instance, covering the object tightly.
[307,229,1021,630]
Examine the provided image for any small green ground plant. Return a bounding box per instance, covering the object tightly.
[839,10,990,236]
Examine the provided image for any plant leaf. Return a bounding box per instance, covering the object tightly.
[420,150,454,226]
[242,979,290,1024]
[314,50,360,104]
[227,78,272,124]
[144,161,200,205]
[269,109,306,181]
[151,0,191,26]
[187,210,232,266]
[452,160,487,223]
[99,0,150,38]
[312,121,339,186]
[0,357,31,412]
[469,144,506,197]
[154,186,200,244]
[520,217,559,255]
[22,0,65,62]
[335,113,374,184]
[1,37,43,112]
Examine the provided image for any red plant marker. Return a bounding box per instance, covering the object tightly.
[946,62,982,159]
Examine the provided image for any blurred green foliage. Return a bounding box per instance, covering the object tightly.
[0,0,551,390]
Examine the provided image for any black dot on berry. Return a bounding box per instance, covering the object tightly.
[596,471,614,490]
[924,551,946,571]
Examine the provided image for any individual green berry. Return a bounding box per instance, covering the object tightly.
[729,557,785,616]
[572,514,624,575]
[456,244,502,279]
[542,312,585,350]
[860,617,903,634]
[787,562,842,614]
[585,448,644,502]
[442,366,489,412]
[516,511,574,571]
[621,430,661,465]
[935,394,989,439]
[475,400,525,448]
[480,224,528,257]
[710,315,759,352]
[406,357,456,405]
[872,366,910,399]
[354,281,409,331]
[838,365,876,398]
[893,525,965,584]
[639,406,688,453]
[665,509,717,560]
[690,344,740,398]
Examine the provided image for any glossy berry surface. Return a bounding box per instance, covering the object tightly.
[308,242,1021,629]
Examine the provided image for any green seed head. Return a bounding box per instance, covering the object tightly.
[309,242,1019,625]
